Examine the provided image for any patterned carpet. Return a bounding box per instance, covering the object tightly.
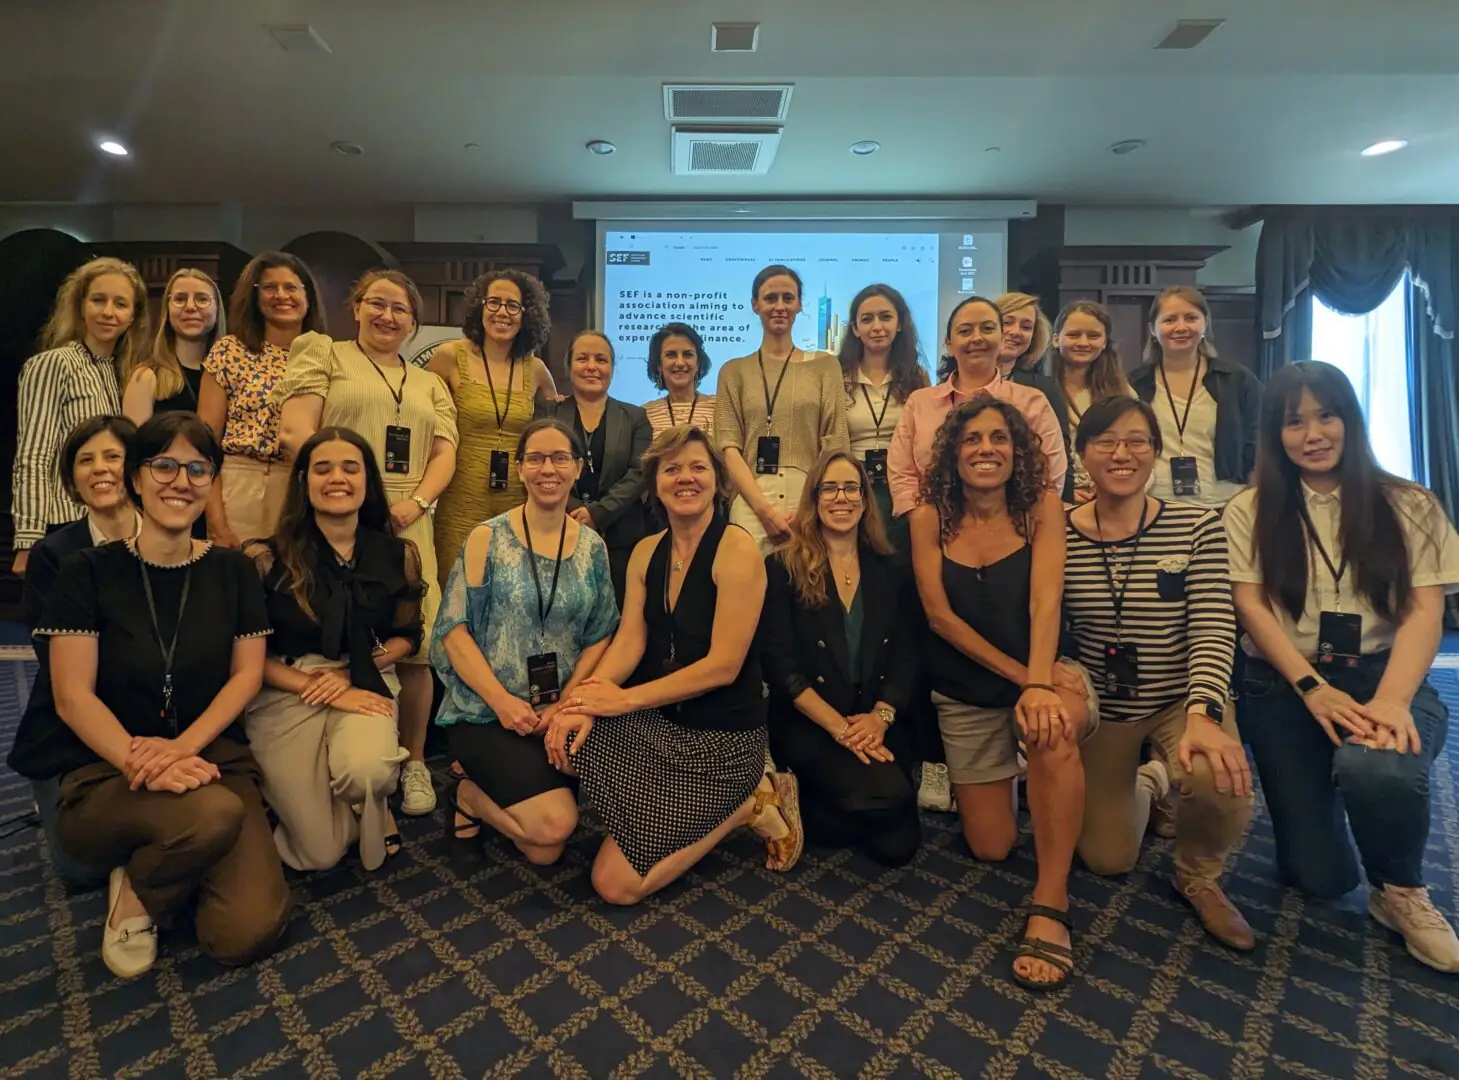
[1,658,1457,1080]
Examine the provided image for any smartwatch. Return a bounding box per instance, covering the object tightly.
[1189,698,1225,722]
[1295,674,1324,696]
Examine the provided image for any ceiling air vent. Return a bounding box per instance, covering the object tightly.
[671,127,782,176]
[1154,19,1225,50]
[664,84,793,124]
[711,22,759,52]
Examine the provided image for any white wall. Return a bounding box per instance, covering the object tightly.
[0,203,115,242]
[1062,207,1261,288]
[412,204,537,244]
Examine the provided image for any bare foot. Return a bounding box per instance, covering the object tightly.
[109,871,146,929]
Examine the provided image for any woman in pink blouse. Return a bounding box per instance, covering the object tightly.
[888,296,1067,518]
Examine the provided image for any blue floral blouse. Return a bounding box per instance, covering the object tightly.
[431,512,620,726]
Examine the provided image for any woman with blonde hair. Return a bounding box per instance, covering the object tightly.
[121,268,224,424]
[11,257,149,574]
[996,291,1073,502]
[1051,301,1136,502]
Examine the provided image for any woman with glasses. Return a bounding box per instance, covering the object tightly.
[121,268,224,424]
[429,269,558,589]
[273,270,458,817]
[758,451,921,866]
[1064,397,1255,951]
[200,252,326,549]
[909,397,1092,990]
[545,331,653,605]
[432,419,619,867]
[35,412,290,977]
[643,322,717,436]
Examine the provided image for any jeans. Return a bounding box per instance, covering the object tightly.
[1241,654,1449,897]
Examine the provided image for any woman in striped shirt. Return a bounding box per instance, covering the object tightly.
[641,322,716,436]
[11,257,150,574]
[1063,395,1254,951]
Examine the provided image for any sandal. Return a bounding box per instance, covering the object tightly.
[750,771,804,873]
[443,781,484,850]
[383,833,403,859]
[1011,904,1075,991]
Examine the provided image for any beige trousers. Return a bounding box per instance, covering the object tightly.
[220,454,289,546]
[244,656,408,871]
[1077,698,1253,886]
[729,468,805,555]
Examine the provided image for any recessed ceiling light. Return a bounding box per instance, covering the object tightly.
[1109,139,1147,156]
[97,139,129,157]
[850,140,881,156]
[586,139,617,156]
[1361,139,1407,157]
[331,140,363,156]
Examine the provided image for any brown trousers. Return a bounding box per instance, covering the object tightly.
[56,736,292,966]
[1077,699,1253,886]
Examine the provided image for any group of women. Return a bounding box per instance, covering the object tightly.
[7,254,1458,990]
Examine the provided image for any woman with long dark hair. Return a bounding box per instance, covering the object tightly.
[837,284,928,550]
[909,398,1092,989]
[243,427,424,871]
[1227,361,1459,973]
[1052,301,1135,503]
[643,322,717,435]
[200,251,327,548]
[759,450,921,866]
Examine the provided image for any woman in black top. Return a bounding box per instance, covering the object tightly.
[35,412,289,979]
[547,425,804,904]
[760,450,921,866]
[121,268,224,424]
[243,427,423,872]
[546,330,653,605]
[908,398,1092,991]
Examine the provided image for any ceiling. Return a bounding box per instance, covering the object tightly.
[2,0,1458,207]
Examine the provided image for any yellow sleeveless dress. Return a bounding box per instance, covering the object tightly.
[433,342,537,587]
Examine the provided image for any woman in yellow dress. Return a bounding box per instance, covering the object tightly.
[428,269,556,586]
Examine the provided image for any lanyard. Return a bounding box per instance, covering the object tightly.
[484,353,517,428]
[861,382,892,438]
[1094,498,1149,641]
[139,560,193,727]
[1297,498,1347,607]
[574,403,601,491]
[1157,358,1203,451]
[757,349,794,432]
[520,510,567,639]
[359,343,407,417]
[667,392,698,428]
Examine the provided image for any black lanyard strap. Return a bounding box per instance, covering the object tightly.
[1094,498,1149,641]
[668,392,698,428]
[139,559,193,723]
[484,353,517,428]
[520,509,568,638]
[1297,499,1347,599]
[861,382,892,438]
[1158,358,1203,449]
[757,349,794,431]
[359,344,407,417]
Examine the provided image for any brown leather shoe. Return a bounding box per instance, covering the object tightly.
[1177,879,1256,951]
[1149,792,1178,838]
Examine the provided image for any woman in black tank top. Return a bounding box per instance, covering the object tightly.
[908,397,1094,992]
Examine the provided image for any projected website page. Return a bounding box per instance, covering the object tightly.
[598,226,1007,405]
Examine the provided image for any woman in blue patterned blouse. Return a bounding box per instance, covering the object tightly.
[431,418,620,866]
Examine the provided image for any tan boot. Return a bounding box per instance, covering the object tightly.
[1176,877,1256,951]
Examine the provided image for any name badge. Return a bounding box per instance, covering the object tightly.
[383,425,411,475]
[864,448,888,485]
[526,651,561,706]
[1170,456,1200,498]
[755,435,781,475]
[1317,611,1361,669]
[489,450,511,491]
[1103,642,1140,700]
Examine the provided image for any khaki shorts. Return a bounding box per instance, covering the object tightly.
[933,661,1101,786]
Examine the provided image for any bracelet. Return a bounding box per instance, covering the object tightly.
[1022,683,1057,693]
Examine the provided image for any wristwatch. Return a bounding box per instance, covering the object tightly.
[1295,674,1325,696]
[876,706,896,726]
[1188,698,1225,722]
[410,494,432,514]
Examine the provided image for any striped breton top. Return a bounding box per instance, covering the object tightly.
[1062,499,1236,723]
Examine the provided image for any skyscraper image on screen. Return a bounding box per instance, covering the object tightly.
[816,286,831,351]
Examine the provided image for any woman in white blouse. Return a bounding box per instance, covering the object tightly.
[1227,361,1459,974]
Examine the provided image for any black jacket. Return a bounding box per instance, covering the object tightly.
[1129,355,1263,484]
[1009,366,1075,502]
[547,396,653,552]
[758,549,918,721]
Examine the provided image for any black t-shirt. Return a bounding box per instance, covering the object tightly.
[26,541,271,778]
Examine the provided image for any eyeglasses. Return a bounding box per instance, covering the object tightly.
[521,451,576,468]
[816,481,864,502]
[256,282,305,298]
[484,296,524,316]
[362,297,413,319]
[1087,435,1155,454]
[143,457,216,485]
[167,292,214,309]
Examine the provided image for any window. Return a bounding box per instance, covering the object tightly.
[1310,275,1413,480]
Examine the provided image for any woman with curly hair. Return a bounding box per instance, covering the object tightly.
[429,269,558,587]
[908,397,1094,991]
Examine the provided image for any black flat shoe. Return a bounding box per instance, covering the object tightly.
[444,781,484,850]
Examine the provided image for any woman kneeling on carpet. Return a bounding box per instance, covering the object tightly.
[432,419,620,866]
[758,450,921,866]
[243,427,422,872]
[547,425,804,904]
[1064,396,1255,950]
[1227,361,1459,973]
[36,412,291,977]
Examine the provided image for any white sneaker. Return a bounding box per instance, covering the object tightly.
[399,760,437,816]
[1369,885,1459,973]
[917,762,954,812]
[102,867,156,980]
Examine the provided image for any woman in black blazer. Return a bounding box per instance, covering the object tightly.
[759,450,921,866]
[547,331,653,605]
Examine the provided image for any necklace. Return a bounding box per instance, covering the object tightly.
[830,552,859,586]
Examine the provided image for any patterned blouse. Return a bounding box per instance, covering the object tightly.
[643,394,718,436]
[204,335,290,461]
[430,512,620,726]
